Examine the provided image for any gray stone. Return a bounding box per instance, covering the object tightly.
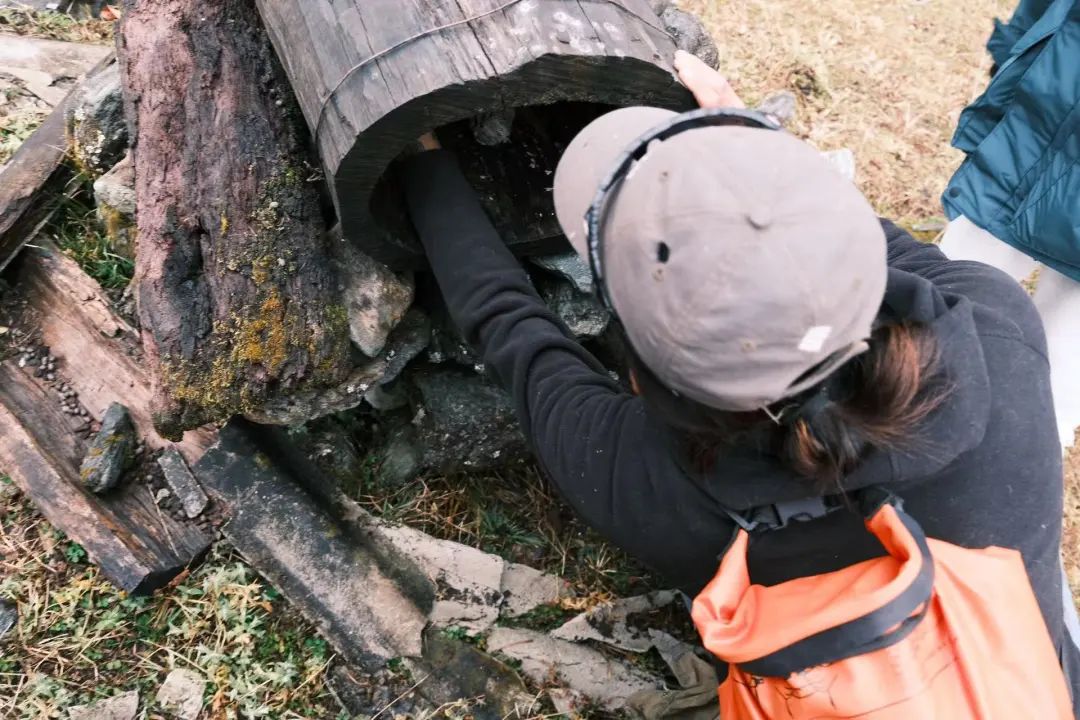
[756,90,798,127]
[539,278,610,339]
[364,381,408,412]
[661,6,720,69]
[0,598,16,637]
[156,447,209,518]
[531,251,594,294]
[820,148,856,182]
[68,690,139,720]
[411,369,529,475]
[154,669,205,720]
[79,402,135,494]
[427,314,479,367]
[374,426,424,488]
[93,153,136,216]
[486,628,658,714]
[66,62,127,178]
[331,237,414,358]
[471,109,516,146]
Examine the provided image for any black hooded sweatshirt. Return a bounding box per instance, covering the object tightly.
[401,150,1078,699]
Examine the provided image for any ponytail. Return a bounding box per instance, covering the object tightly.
[627,322,947,487]
[780,322,944,488]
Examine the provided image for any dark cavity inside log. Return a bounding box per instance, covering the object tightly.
[371,101,617,259]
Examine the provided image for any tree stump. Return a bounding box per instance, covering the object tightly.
[119,0,353,438]
[256,0,695,268]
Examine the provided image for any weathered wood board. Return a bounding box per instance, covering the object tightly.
[256,0,695,268]
[0,54,115,273]
[0,245,213,593]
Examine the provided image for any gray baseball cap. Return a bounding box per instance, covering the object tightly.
[553,107,887,412]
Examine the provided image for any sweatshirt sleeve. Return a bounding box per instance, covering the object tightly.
[399,150,722,568]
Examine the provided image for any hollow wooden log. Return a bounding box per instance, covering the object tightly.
[118,0,353,438]
[256,0,695,268]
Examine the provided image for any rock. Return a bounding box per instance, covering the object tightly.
[93,153,136,216]
[756,90,798,127]
[68,690,139,720]
[0,598,16,637]
[154,669,205,720]
[325,665,436,719]
[660,6,720,69]
[243,310,429,425]
[820,148,856,183]
[409,627,535,720]
[290,418,366,488]
[538,278,610,339]
[79,402,135,494]
[65,62,128,178]
[331,237,414,358]
[373,425,425,488]
[427,313,480,368]
[486,627,658,714]
[364,380,408,412]
[411,368,529,475]
[531,251,594,294]
[471,109,516,146]
[156,447,209,518]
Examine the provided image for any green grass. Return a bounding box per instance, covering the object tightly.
[49,175,134,290]
[0,494,341,719]
[0,102,46,166]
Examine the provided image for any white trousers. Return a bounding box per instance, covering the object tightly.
[939,216,1080,451]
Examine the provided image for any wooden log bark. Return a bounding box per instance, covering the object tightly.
[0,54,115,273]
[118,0,353,439]
[0,246,212,594]
[256,0,695,268]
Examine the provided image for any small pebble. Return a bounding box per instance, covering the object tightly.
[46,373,55,381]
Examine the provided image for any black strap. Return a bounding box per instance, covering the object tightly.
[737,505,935,677]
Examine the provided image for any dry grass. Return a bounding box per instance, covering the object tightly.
[0,488,343,720]
[684,0,1014,224]
[0,6,114,44]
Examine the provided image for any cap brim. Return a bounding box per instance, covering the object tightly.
[553,107,678,258]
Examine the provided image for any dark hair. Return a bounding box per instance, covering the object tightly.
[626,322,946,490]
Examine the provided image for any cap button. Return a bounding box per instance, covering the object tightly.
[748,206,773,230]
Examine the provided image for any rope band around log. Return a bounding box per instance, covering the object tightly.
[313,0,676,142]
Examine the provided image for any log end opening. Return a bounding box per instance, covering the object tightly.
[331,55,694,269]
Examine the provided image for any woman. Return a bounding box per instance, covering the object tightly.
[401,51,1080,702]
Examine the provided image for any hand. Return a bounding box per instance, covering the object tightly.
[673,50,745,109]
[416,131,441,151]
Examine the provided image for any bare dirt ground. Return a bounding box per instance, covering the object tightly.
[2,1,1078,719]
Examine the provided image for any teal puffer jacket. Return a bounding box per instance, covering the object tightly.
[943,0,1080,282]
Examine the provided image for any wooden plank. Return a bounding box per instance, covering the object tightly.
[0,361,211,594]
[18,246,214,464]
[0,54,115,272]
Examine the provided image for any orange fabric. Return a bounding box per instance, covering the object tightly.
[692,505,1073,719]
